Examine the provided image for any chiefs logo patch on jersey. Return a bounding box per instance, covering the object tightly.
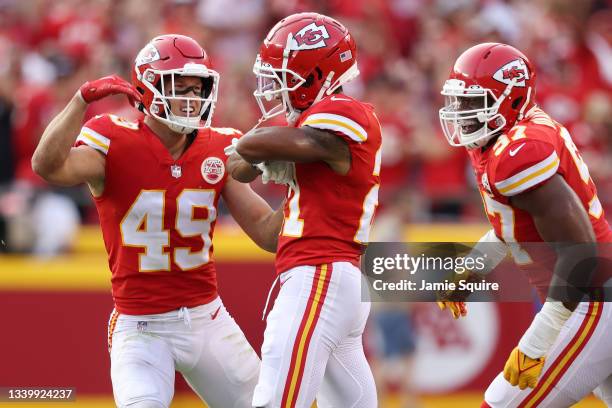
[201,157,225,184]
[290,23,330,50]
[493,59,529,87]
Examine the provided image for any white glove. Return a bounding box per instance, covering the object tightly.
[256,161,295,185]
[223,138,239,156]
[224,137,294,185]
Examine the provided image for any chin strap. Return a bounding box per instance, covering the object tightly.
[313,71,335,105]
[517,86,533,121]
[286,110,301,126]
[280,33,297,123]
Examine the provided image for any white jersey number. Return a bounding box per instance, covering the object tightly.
[355,146,381,243]
[481,192,532,265]
[282,182,304,237]
[120,189,217,272]
[281,146,381,244]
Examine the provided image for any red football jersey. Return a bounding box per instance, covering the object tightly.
[275,94,382,273]
[469,107,612,296]
[76,114,240,314]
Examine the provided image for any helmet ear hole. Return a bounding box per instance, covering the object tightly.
[302,68,324,89]
[303,73,315,88]
[135,87,146,112]
[512,96,523,109]
[315,67,323,80]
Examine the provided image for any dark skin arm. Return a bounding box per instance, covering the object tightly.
[510,174,598,311]
[235,126,351,175]
[226,152,262,183]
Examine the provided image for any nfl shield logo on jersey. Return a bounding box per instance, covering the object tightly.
[201,157,225,184]
[170,164,182,178]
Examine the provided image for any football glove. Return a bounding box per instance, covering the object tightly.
[436,268,485,319]
[79,75,141,105]
[437,231,507,320]
[259,161,294,185]
[437,301,467,319]
[503,346,545,389]
[224,138,239,157]
[224,138,294,185]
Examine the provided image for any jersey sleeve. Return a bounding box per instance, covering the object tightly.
[210,127,243,139]
[210,127,243,156]
[75,115,114,155]
[493,139,560,197]
[299,97,370,144]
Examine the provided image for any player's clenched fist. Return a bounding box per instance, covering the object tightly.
[79,75,141,104]
[503,346,545,389]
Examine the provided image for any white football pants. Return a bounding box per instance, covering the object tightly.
[108,297,260,408]
[484,301,612,407]
[253,261,377,408]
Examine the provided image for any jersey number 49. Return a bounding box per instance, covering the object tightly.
[120,190,216,272]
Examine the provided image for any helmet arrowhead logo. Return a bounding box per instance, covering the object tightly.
[493,59,529,87]
[503,67,524,80]
[135,44,160,67]
[290,23,330,50]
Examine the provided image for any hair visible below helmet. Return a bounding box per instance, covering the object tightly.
[439,43,537,149]
[132,34,219,134]
[253,12,359,124]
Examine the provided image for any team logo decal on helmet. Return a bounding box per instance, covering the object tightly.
[135,44,160,67]
[493,59,529,87]
[253,13,359,123]
[290,23,330,50]
[201,157,225,184]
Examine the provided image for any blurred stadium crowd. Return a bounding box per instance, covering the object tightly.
[0,0,611,255]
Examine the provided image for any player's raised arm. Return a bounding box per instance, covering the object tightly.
[236,126,351,175]
[221,176,284,252]
[32,75,140,194]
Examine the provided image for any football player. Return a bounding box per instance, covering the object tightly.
[227,13,381,408]
[32,35,284,408]
[437,43,612,407]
